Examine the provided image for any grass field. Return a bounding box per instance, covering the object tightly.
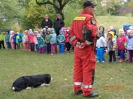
[0,49,133,99]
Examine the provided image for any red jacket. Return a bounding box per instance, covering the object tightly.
[28,34,35,43]
[70,9,98,46]
[117,35,127,50]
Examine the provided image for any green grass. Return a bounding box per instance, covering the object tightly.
[0,49,133,99]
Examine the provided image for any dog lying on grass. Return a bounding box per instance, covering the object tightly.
[12,74,51,92]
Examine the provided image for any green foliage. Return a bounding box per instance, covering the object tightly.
[22,0,55,29]
[126,0,133,16]
[106,4,120,15]
[0,0,23,30]
[95,0,104,16]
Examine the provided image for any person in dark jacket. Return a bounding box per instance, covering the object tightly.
[41,14,53,29]
[54,14,64,36]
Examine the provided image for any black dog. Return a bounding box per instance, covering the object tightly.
[12,74,51,92]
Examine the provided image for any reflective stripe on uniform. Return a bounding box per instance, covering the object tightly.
[74,82,82,85]
[70,36,76,43]
[85,40,93,45]
[74,17,86,20]
[83,85,93,89]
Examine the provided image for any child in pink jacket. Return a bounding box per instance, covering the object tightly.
[117,29,127,62]
[23,30,29,51]
[9,31,15,49]
[28,29,35,51]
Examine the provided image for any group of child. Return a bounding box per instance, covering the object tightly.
[96,24,133,63]
[0,27,71,55]
[0,24,133,62]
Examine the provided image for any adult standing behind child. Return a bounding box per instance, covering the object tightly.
[57,30,65,54]
[41,14,53,29]
[54,14,65,36]
[117,29,127,62]
[107,31,117,63]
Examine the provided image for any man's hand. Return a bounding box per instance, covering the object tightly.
[76,42,85,49]
[76,42,81,48]
[79,43,85,49]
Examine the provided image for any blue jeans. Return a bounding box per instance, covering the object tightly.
[36,44,39,52]
[120,50,125,60]
[59,43,64,54]
[6,42,11,49]
[46,43,51,53]
[97,48,105,62]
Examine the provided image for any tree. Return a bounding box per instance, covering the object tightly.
[22,0,55,29]
[35,0,74,19]
[126,0,133,16]
[0,0,23,30]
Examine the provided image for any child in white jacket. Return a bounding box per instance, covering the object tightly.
[96,31,106,62]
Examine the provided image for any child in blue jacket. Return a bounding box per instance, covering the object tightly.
[57,30,65,54]
[37,34,46,53]
[50,28,57,55]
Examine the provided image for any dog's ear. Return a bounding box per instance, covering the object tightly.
[45,75,51,84]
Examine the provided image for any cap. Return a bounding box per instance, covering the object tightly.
[108,31,114,38]
[83,0,97,8]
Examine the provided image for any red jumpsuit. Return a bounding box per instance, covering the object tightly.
[70,9,98,96]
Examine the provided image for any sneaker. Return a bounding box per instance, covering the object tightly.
[102,61,105,63]
[75,90,82,95]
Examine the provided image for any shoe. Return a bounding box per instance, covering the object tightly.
[114,61,116,64]
[75,90,82,95]
[119,59,124,62]
[83,92,99,98]
[97,61,99,63]
[108,61,111,63]
[102,61,105,63]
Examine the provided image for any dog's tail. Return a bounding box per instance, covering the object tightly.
[12,87,15,90]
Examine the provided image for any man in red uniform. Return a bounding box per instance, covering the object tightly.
[70,0,99,98]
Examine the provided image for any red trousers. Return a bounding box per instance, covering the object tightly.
[73,45,96,96]
[24,43,29,51]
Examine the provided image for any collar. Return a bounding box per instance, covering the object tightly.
[81,9,94,16]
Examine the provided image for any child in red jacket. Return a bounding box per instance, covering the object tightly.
[117,29,127,62]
